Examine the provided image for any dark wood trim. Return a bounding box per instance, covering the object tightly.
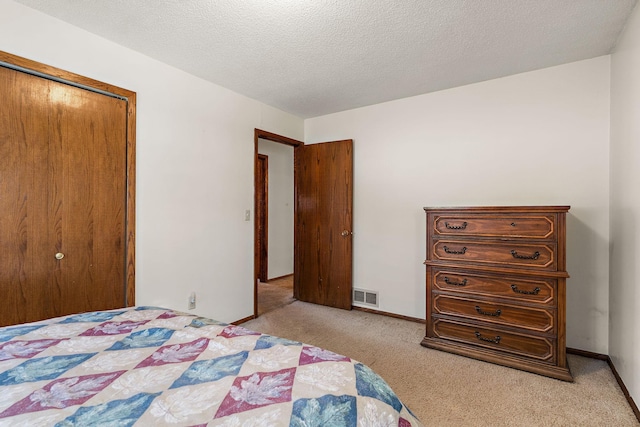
[256,129,304,148]
[352,306,426,324]
[231,315,256,326]
[254,129,303,318]
[125,93,137,306]
[0,50,136,307]
[566,347,609,360]
[567,348,640,422]
[0,51,136,99]
[257,154,269,282]
[608,357,640,422]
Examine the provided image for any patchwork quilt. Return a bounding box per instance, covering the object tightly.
[0,307,423,426]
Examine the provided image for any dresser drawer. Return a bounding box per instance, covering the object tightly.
[431,318,556,363]
[432,214,556,240]
[432,269,556,305]
[432,294,556,333]
[431,240,557,271]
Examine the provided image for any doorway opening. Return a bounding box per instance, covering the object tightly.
[254,129,303,317]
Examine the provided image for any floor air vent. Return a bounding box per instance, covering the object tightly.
[353,288,378,307]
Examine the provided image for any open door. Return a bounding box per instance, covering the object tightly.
[294,140,353,310]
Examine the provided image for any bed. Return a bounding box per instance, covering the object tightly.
[0,306,422,426]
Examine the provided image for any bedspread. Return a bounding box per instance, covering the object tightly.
[0,307,422,426]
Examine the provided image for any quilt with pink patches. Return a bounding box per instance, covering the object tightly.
[0,307,422,426]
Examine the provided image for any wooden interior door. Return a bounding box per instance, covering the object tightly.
[294,139,353,309]
[0,64,129,326]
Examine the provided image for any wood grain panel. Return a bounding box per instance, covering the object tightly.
[0,67,56,325]
[0,55,131,326]
[432,318,556,362]
[1,50,136,313]
[432,240,557,270]
[432,269,556,305]
[54,84,127,315]
[432,294,556,333]
[433,214,555,239]
[294,143,320,303]
[295,140,353,310]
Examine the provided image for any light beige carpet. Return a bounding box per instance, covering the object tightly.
[243,301,639,426]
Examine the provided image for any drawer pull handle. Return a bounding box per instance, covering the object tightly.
[511,285,541,295]
[444,277,467,287]
[445,221,468,230]
[511,222,517,227]
[475,306,502,317]
[475,332,501,344]
[443,246,467,255]
[510,250,540,260]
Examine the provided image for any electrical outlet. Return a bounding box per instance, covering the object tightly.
[188,292,196,310]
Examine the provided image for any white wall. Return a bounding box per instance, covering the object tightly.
[1,0,619,358]
[610,2,640,408]
[306,57,611,353]
[0,0,304,323]
[257,139,294,279]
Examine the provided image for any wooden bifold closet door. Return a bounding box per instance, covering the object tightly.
[0,64,128,326]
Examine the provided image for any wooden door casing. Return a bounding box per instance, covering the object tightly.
[0,51,136,326]
[253,130,303,317]
[256,154,268,282]
[294,140,353,310]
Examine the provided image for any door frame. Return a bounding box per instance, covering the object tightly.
[0,50,137,306]
[256,153,269,282]
[253,129,303,317]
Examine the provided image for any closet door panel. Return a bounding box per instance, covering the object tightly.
[54,83,127,315]
[0,67,57,325]
[0,65,127,326]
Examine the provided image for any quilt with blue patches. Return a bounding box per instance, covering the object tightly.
[0,307,422,426]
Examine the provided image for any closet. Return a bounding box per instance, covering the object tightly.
[0,53,136,326]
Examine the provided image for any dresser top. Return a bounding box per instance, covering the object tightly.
[423,206,570,213]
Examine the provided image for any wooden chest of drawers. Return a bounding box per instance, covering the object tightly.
[421,206,572,381]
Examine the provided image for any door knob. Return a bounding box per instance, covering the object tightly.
[55,253,65,260]
[341,230,351,237]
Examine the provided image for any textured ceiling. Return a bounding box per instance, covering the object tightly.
[14,0,638,118]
